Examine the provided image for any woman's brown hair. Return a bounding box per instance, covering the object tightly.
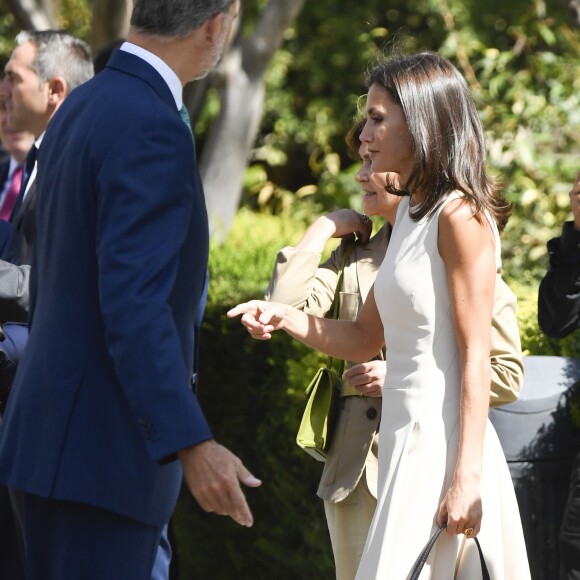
[365,52,510,231]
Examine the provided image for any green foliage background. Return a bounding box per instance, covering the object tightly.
[2,0,580,577]
[1,0,579,282]
[176,0,580,288]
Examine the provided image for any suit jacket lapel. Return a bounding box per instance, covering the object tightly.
[0,159,9,189]
[105,50,197,166]
[106,50,178,114]
[12,179,35,231]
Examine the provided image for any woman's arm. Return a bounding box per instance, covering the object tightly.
[228,285,384,364]
[265,210,371,316]
[436,199,495,537]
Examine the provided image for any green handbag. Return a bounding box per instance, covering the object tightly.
[295,358,345,461]
[295,241,354,462]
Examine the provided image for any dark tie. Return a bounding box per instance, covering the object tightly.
[179,105,193,136]
[0,165,23,221]
[10,145,38,222]
[10,145,37,223]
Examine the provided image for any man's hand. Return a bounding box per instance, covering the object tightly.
[178,440,261,527]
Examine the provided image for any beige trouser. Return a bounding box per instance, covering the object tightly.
[323,476,377,580]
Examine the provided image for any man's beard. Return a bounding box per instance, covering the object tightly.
[192,17,230,81]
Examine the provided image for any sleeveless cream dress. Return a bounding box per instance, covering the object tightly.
[355,194,530,579]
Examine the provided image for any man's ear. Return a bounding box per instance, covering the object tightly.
[203,12,226,45]
[47,76,68,106]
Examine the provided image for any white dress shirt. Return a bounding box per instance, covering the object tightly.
[120,42,183,110]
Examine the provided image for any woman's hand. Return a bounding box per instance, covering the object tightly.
[437,473,482,538]
[227,300,288,340]
[342,360,385,397]
[323,209,373,243]
[295,210,372,252]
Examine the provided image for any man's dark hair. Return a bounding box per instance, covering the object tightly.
[131,0,235,38]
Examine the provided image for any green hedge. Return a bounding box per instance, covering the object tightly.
[171,210,335,580]
[171,211,579,579]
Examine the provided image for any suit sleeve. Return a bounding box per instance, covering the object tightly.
[264,242,350,317]
[538,222,580,338]
[95,119,211,462]
[0,260,30,321]
[0,218,30,321]
[489,275,524,407]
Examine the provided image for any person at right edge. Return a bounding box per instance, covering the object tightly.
[0,2,260,579]
[538,170,580,579]
[266,120,524,579]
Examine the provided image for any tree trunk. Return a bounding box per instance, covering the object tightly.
[5,0,55,30]
[199,48,266,239]
[199,0,307,241]
[566,0,580,27]
[39,0,58,20]
[90,0,132,52]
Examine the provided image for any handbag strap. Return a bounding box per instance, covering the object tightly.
[326,241,355,375]
[407,524,490,580]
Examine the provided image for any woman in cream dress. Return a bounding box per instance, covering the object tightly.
[229,52,530,578]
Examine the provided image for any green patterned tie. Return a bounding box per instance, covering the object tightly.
[179,105,193,137]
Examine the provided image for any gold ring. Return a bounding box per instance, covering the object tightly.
[464,527,474,538]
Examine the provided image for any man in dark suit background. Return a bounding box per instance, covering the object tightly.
[0,31,93,327]
[539,170,580,577]
[0,31,93,385]
[0,30,93,580]
[0,2,260,579]
[0,100,34,223]
[1,31,94,267]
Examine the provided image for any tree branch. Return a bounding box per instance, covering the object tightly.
[242,0,307,80]
[566,0,580,28]
[435,0,482,92]
[5,0,55,31]
[91,0,132,52]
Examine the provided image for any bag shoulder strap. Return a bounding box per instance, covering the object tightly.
[326,241,356,374]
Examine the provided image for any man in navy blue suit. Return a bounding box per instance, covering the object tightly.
[0,1,260,578]
[0,100,34,222]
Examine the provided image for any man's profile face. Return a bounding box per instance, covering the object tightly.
[0,102,35,159]
[194,0,239,81]
[0,41,49,135]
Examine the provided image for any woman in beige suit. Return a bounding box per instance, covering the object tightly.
[263,123,524,580]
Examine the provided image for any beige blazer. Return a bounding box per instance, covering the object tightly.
[265,226,388,502]
[265,224,524,503]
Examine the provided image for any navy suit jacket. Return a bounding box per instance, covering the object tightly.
[10,179,36,266]
[0,50,212,526]
[0,160,16,261]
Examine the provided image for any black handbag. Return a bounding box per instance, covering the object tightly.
[407,524,490,580]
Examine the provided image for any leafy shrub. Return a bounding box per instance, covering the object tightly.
[171,211,334,580]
